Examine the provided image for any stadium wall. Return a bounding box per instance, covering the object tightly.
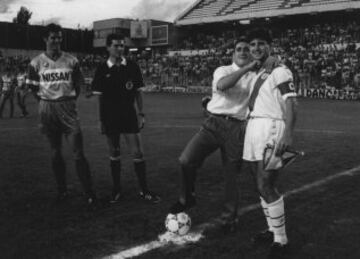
[0,48,42,58]
[142,86,360,101]
[0,22,94,53]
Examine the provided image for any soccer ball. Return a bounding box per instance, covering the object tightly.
[165,212,191,235]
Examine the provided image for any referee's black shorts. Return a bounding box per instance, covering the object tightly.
[102,109,140,135]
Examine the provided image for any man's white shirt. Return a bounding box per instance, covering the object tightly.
[207,63,255,120]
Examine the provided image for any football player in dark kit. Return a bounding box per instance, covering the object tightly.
[91,33,161,204]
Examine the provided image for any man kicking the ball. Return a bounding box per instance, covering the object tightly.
[169,36,259,228]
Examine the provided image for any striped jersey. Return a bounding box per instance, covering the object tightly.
[26,52,82,100]
[249,65,296,120]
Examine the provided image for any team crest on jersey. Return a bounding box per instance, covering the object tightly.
[261,73,269,80]
[125,81,134,90]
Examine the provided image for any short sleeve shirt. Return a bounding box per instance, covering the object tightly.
[26,52,82,100]
[207,63,254,120]
[91,58,144,116]
[249,65,296,120]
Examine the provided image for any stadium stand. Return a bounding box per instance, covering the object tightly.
[176,0,360,25]
[219,0,258,16]
[302,0,350,7]
[165,0,360,92]
[2,1,360,93]
[230,0,283,15]
[184,0,232,19]
[2,19,360,91]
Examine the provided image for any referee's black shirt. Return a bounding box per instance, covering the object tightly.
[91,58,144,120]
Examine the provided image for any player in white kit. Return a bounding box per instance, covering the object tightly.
[242,28,297,258]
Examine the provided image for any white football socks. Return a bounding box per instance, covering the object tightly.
[260,196,274,233]
[267,196,288,245]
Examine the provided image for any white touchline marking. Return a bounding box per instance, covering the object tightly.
[296,128,345,134]
[146,124,348,134]
[0,124,349,134]
[0,124,347,134]
[285,165,360,196]
[103,165,360,259]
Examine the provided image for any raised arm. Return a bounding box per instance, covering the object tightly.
[216,61,259,91]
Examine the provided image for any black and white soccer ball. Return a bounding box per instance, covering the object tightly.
[165,212,191,235]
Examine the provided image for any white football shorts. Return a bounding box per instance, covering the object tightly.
[243,117,285,161]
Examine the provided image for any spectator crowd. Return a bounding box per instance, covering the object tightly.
[2,20,360,92]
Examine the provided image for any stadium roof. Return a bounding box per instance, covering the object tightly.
[175,0,360,26]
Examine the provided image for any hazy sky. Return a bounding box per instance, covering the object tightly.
[0,0,196,28]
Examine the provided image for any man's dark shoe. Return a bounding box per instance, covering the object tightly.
[139,190,161,204]
[268,242,290,259]
[110,190,122,204]
[86,193,98,209]
[220,217,239,233]
[55,191,69,204]
[169,196,196,214]
[251,230,274,246]
[20,111,29,118]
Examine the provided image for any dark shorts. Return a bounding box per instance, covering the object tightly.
[16,89,29,96]
[38,99,81,137]
[179,115,247,168]
[102,109,139,135]
[1,90,14,99]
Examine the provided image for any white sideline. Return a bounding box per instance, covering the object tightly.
[104,165,360,259]
[0,124,348,135]
[148,125,346,135]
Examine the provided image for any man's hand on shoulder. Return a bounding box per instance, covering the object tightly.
[262,56,281,73]
[246,60,261,71]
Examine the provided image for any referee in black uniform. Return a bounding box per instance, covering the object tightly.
[91,33,160,204]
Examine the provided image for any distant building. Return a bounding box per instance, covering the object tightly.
[93,18,175,54]
[93,18,132,48]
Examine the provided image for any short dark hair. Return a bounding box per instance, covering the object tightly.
[44,23,62,38]
[247,28,272,44]
[234,35,249,48]
[106,33,125,47]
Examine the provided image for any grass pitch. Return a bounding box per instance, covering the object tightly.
[1,93,360,259]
